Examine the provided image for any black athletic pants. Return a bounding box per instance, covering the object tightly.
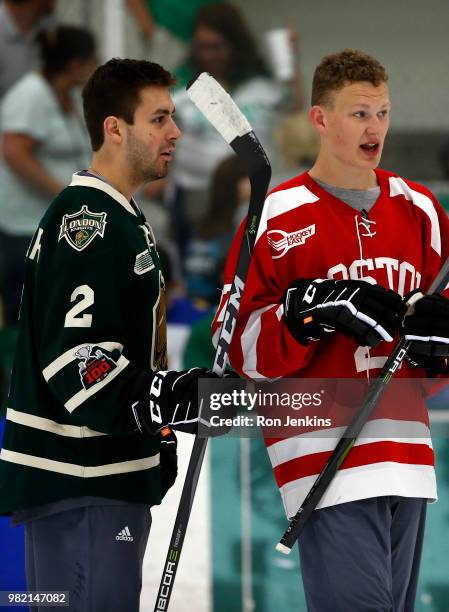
[24,503,152,612]
[298,496,427,612]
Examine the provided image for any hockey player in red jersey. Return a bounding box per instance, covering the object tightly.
[213,49,449,611]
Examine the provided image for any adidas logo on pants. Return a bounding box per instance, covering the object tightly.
[116,526,134,542]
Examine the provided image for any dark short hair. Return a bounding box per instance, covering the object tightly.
[82,58,176,151]
[36,25,96,80]
[312,49,388,107]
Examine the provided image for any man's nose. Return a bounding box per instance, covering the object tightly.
[366,114,385,133]
[169,118,181,140]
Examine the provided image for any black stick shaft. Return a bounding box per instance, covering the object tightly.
[278,255,449,552]
[153,437,207,611]
[154,133,271,611]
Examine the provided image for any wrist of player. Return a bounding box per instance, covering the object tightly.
[403,292,449,364]
[131,367,218,435]
[159,426,178,495]
[406,353,449,376]
[283,278,406,348]
[283,278,335,346]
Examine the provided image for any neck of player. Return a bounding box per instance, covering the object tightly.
[88,153,141,201]
[309,152,379,190]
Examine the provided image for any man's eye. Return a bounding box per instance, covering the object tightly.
[378,110,388,118]
[153,116,164,124]
[354,111,366,118]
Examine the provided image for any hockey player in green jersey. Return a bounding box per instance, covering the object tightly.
[0,58,218,611]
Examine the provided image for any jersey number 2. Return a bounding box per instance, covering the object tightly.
[64,285,94,328]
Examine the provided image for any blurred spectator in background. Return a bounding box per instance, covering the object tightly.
[436,137,449,212]
[440,137,449,180]
[158,242,211,327]
[125,0,223,71]
[126,0,222,46]
[275,111,320,175]
[0,24,96,326]
[185,156,250,306]
[166,3,302,262]
[0,0,57,100]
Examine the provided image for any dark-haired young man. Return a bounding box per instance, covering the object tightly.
[213,49,449,610]
[0,58,216,611]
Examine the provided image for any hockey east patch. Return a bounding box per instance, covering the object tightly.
[58,206,107,251]
[75,345,117,390]
[267,224,315,259]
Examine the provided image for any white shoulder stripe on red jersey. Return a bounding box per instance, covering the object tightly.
[255,186,319,246]
[389,177,441,255]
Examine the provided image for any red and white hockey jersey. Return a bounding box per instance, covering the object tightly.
[212,169,449,517]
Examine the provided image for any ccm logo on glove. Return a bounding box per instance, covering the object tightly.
[132,368,219,435]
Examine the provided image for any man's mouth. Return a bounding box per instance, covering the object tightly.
[161,149,174,160]
[360,142,379,154]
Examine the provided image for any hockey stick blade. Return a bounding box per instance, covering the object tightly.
[187,72,252,144]
[277,254,449,554]
[154,74,271,611]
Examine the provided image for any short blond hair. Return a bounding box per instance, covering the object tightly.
[312,49,388,107]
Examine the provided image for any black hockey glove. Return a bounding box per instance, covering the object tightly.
[131,367,218,435]
[159,426,178,496]
[284,278,406,348]
[403,292,449,374]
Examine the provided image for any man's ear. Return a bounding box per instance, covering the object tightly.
[103,116,122,145]
[309,105,327,136]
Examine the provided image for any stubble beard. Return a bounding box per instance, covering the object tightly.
[125,129,167,185]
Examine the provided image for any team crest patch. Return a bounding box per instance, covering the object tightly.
[75,345,117,390]
[267,224,315,259]
[59,206,107,251]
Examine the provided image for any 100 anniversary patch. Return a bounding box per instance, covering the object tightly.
[58,205,107,251]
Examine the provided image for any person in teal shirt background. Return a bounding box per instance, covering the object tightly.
[126,0,223,47]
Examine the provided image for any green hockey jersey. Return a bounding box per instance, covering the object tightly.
[0,172,169,514]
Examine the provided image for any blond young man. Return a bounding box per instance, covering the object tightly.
[213,49,449,610]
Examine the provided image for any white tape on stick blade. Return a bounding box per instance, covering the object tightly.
[187,72,252,143]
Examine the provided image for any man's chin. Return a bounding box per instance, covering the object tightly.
[155,162,170,178]
[143,169,168,183]
[354,155,382,170]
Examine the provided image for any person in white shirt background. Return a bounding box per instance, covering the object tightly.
[0,24,96,326]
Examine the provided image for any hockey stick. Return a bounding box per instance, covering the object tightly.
[276,255,449,554]
[154,73,271,612]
